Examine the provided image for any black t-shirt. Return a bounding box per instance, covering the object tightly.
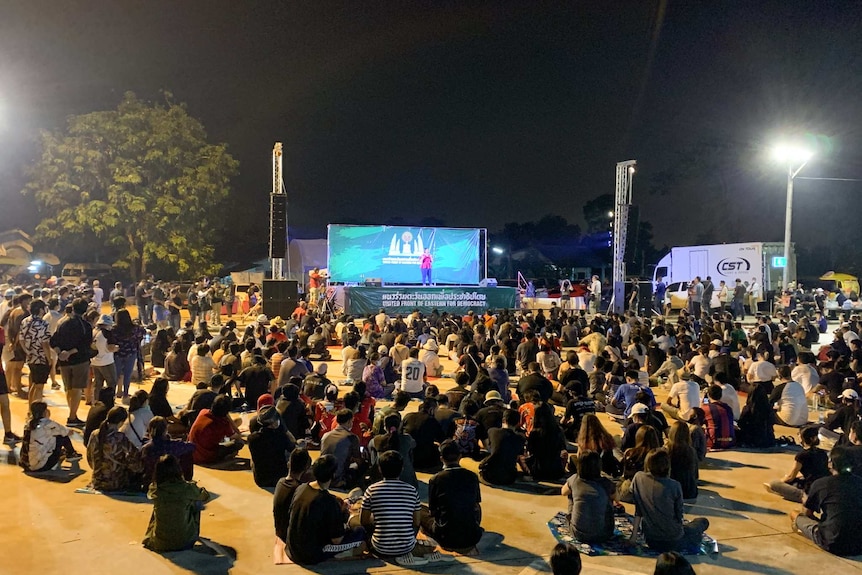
[795,448,829,492]
[286,483,345,564]
[83,402,110,445]
[564,399,596,436]
[248,426,294,487]
[149,395,174,419]
[474,404,505,441]
[238,365,274,410]
[401,411,444,469]
[517,373,553,403]
[480,427,525,485]
[189,390,217,412]
[427,466,483,549]
[273,476,303,542]
[804,473,862,556]
[560,368,589,398]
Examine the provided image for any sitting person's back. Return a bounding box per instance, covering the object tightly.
[703,384,736,450]
[401,399,444,470]
[562,450,614,543]
[248,405,295,488]
[187,395,243,465]
[480,408,525,485]
[320,409,362,488]
[143,454,210,552]
[87,406,144,492]
[141,417,195,484]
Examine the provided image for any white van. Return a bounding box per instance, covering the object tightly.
[61,263,114,286]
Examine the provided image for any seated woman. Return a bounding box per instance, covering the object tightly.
[666,422,699,500]
[363,351,394,399]
[369,413,418,487]
[122,390,155,449]
[619,425,661,503]
[141,416,196,484]
[87,406,145,491]
[737,382,775,448]
[187,395,245,465]
[20,401,82,472]
[561,450,615,543]
[163,341,191,382]
[765,425,828,503]
[147,377,188,437]
[143,454,211,552]
[576,414,621,478]
[525,403,567,481]
[632,448,709,552]
[248,405,296,488]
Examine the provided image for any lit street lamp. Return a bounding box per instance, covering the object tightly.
[772,144,813,289]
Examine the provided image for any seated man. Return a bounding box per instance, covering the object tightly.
[479,409,526,485]
[307,327,332,360]
[273,447,312,544]
[320,409,364,488]
[187,394,244,465]
[286,454,365,564]
[770,365,808,427]
[421,440,483,552]
[703,384,735,450]
[248,405,295,488]
[361,450,446,566]
[792,446,862,556]
[661,374,700,423]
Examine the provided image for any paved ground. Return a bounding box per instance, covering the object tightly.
[3,330,862,575]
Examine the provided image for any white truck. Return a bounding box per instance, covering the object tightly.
[652,242,795,310]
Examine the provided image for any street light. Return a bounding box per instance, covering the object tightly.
[772,143,814,289]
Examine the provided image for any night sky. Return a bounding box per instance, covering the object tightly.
[1,1,861,258]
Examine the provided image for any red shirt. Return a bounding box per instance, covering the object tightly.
[188,409,235,464]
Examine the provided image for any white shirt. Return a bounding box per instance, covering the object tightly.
[720,383,741,420]
[91,328,115,367]
[668,380,701,421]
[688,355,710,379]
[28,418,70,470]
[791,364,819,395]
[92,286,104,307]
[121,406,154,449]
[775,380,808,427]
[190,354,217,386]
[750,282,762,298]
[418,349,441,375]
[398,358,426,393]
[577,350,596,374]
[748,360,778,383]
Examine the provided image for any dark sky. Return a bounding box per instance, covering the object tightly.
[1,0,861,255]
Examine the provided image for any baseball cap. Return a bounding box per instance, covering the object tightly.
[484,390,503,404]
[841,389,859,400]
[256,393,274,410]
[711,339,723,346]
[315,363,328,375]
[97,314,114,327]
[630,403,650,415]
[377,345,388,355]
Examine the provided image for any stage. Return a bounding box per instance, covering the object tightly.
[333,285,518,315]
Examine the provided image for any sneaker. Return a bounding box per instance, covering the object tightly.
[51,383,61,390]
[4,432,21,445]
[426,551,455,563]
[395,553,428,566]
[66,418,85,428]
[66,452,83,462]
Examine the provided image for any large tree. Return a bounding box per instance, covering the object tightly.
[23,92,239,280]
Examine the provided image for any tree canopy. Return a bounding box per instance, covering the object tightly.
[23,92,239,280]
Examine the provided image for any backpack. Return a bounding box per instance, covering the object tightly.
[453,416,479,456]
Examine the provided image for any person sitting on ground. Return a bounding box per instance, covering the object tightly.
[342,390,373,447]
[577,413,622,477]
[560,382,596,442]
[687,408,707,462]
[369,413,417,487]
[273,447,312,543]
[421,439,483,552]
[122,390,155,449]
[239,354,276,411]
[401,398,445,470]
[303,362,331,401]
[419,338,444,378]
[766,425,829,503]
[632,448,710,552]
[653,551,696,575]
[712,372,741,421]
[190,343,218,387]
[619,425,661,503]
[525,403,567,481]
[84,386,116,446]
[142,454,211,552]
[662,374,700,423]
[397,347,427,399]
[550,542,582,575]
[561,450,615,543]
[248,405,296,488]
[517,361,554,404]
[141,416,195,484]
[479,407,526,485]
[666,422,699,500]
[87,405,145,491]
[187,394,244,465]
[307,326,331,360]
[362,351,392,399]
[320,408,364,488]
[621,403,653,451]
[791,445,862,556]
[702,385,736,450]
[769,365,808,427]
[609,370,655,418]
[737,381,774,448]
[20,401,82,472]
[361,450,445,566]
[822,389,860,445]
[286,454,367,564]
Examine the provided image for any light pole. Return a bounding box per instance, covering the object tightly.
[772,144,813,289]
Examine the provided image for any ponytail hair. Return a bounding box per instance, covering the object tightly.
[98,406,128,448]
[383,414,401,453]
[29,401,48,430]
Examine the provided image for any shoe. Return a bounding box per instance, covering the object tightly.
[426,551,455,562]
[395,554,428,566]
[66,418,85,428]
[4,432,21,445]
[51,383,61,390]
[764,483,776,495]
[66,452,83,462]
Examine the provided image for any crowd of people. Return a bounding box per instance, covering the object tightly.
[4,274,862,570]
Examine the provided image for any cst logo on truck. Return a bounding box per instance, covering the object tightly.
[717,257,751,275]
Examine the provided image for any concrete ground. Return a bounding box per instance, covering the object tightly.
[3,334,862,575]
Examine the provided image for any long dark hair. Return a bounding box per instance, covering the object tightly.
[97,406,128,448]
[128,390,149,413]
[382,414,402,453]
[150,377,169,400]
[153,454,183,486]
[114,309,135,338]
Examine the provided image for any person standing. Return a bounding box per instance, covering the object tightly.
[701,276,714,316]
[718,280,729,314]
[749,277,762,315]
[5,292,32,398]
[628,278,640,314]
[19,299,52,404]
[589,275,602,315]
[50,298,92,427]
[420,249,434,286]
[732,279,747,321]
[308,267,323,308]
[90,314,119,398]
[654,277,667,316]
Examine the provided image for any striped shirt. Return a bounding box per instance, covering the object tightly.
[361,479,420,556]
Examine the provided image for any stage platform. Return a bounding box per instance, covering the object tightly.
[335,285,518,315]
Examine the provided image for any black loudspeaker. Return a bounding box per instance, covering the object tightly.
[269,194,287,259]
[262,280,298,319]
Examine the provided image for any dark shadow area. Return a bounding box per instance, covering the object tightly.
[685,489,785,518]
[198,457,251,471]
[702,457,770,470]
[158,538,237,575]
[23,467,87,483]
[697,479,733,489]
[479,479,562,496]
[692,543,799,575]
